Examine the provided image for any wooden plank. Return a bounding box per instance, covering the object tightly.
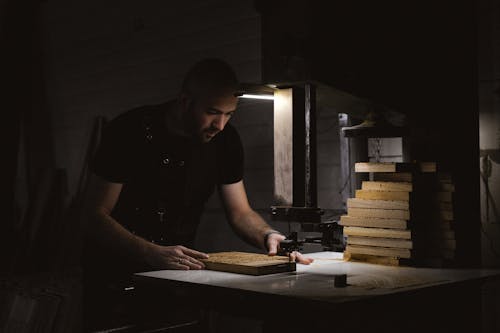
[346,236,413,249]
[438,210,454,221]
[438,202,453,211]
[347,207,410,220]
[343,227,412,239]
[437,172,453,183]
[437,230,455,240]
[427,248,455,260]
[428,239,457,250]
[354,162,414,173]
[438,183,455,192]
[340,215,409,229]
[273,88,293,205]
[419,162,437,173]
[346,245,412,259]
[435,191,453,203]
[347,198,409,210]
[372,172,413,182]
[201,252,296,275]
[356,190,410,201]
[361,181,413,192]
[345,252,411,266]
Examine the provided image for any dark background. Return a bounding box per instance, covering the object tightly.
[1,0,499,331]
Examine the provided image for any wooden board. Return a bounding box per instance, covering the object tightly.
[438,183,455,192]
[345,252,412,266]
[435,191,453,203]
[419,162,437,173]
[438,202,453,211]
[361,181,413,192]
[201,252,296,275]
[347,207,410,220]
[372,172,413,182]
[347,198,409,210]
[343,226,412,239]
[437,172,453,183]
[340,215,409,229]
[428,239,457,250]
[346,236,413,249]
[346,245,413,259]
[356,190,410,201]
[355,162,415,173]
[438,210,454,221]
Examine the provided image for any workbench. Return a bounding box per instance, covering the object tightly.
[134,252,500,332]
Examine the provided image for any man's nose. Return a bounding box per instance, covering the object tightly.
[212,115,226,131]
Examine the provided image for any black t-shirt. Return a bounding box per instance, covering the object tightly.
[90,102,244,248]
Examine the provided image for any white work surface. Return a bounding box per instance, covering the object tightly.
[134,252,500,303]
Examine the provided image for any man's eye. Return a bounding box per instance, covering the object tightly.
[207,110,218,115]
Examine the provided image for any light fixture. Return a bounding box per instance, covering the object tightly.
[238,93,275,100]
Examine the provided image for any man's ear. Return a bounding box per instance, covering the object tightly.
[179,93,193,112]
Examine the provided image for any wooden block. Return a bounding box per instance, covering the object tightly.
[372,172,413,182]
[347,198,409,210]
[343,226,412,239]
[437,172,452,183]
[356,190,410,201]
[428,239,456,250]
[361,181,413,192]
[438,183,455,192]
[345,252,411,266]
[201,252,296,275]
[429,230,455,240]
[438,202,453,211]
[346,245,412,259]
[430,248,455,260]
[347,207,410,220]
[347,236,413,249]
[435,191,453,203]
[340,215,409,229]
[438,210,454,221]
[437,222,453,230]
[355,162,415,173]
[419,162,437,173]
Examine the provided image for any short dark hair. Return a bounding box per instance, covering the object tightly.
[180,58,239,98]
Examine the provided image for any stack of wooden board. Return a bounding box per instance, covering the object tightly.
[342,162,456,266]
[427,172,456,261]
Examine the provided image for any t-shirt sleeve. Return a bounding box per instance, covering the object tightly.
[90,115,133,183]
[216,124,244,184]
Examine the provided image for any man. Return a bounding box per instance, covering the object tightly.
[83,58,311,330]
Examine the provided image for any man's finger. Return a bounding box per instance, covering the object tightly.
[267,239,279,255]
[266,233,285,256]
[182,247,209,259]
[180,255,205,269]
[167,259,190,270]
[294,252,314,265]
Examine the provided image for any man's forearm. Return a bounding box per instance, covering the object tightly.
[87,211,150,262]
[229,209,278,250]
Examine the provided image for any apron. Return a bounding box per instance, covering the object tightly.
[112,106,217,249]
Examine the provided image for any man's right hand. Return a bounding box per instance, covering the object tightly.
[143,243,209,270]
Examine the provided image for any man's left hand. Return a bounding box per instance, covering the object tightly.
[266,232,314,265]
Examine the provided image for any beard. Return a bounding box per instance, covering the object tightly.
[201,128,220,142]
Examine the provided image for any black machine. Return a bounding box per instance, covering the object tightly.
[271,207,345,253]
[256,82,349,253]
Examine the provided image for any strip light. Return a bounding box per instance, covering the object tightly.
[239,94,275,100]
